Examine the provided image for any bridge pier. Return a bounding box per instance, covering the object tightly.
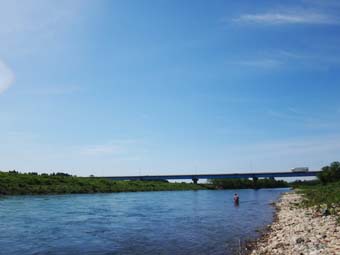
[192,177,199,184]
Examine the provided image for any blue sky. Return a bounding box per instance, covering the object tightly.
[0,0,340,176]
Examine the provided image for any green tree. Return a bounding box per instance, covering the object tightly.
[318,161,340,184]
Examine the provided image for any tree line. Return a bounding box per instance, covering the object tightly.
[207,177,288,189]
[317,161,340,184]
[0,171,202,195]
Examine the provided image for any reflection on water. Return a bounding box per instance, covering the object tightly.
[0,189,288,255]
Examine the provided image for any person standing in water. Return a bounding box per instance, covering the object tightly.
[233,193,239,204]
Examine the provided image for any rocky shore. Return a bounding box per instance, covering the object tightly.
[250,192,340,255]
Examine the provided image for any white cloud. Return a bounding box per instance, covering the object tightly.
[233,11,340,25]
[0,60,15,94]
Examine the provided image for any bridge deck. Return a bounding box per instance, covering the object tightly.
[99,171,321,181]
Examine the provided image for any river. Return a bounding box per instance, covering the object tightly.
[0,188,288,255]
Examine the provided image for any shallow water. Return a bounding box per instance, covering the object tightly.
[0,189,288,255]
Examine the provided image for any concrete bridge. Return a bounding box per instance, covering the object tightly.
[100,171,321,184]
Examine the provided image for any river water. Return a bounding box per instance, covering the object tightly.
[0,189,288,255]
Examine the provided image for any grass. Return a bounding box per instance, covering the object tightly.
[297,181,340,207]
[296,181,340,221]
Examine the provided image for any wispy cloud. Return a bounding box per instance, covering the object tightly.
[218,134,340,172]
[239,135,340,157]
[80,144,122,156]
[233,11,340,25]
[229,135,340,172]
[0,60,14,94]
[0,1,93,56]
[237,59,282,69]
[303,0,340,9]
[23,85,81,96]
[232,49,340,71]
[78,139,143,157]
[267,107,340,130]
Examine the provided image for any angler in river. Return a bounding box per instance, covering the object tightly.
[234,193,239,205]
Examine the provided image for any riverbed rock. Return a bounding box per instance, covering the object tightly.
[250,192,340,255]
[296,237,304,244]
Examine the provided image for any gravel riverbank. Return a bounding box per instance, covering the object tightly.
[250,192,340,255]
